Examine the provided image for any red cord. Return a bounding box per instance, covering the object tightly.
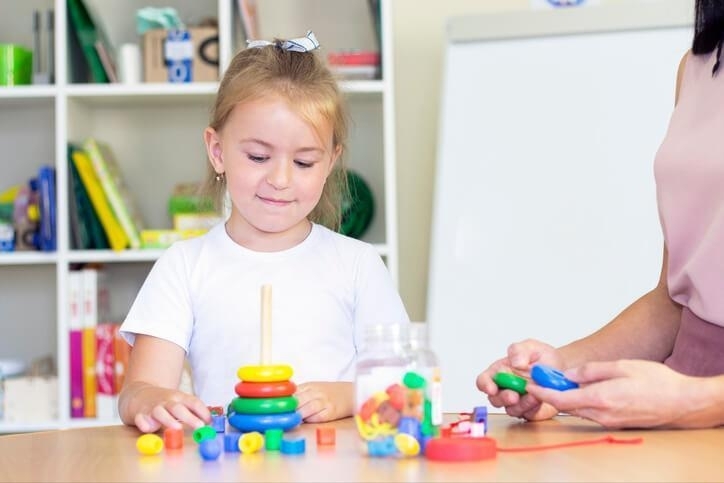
[497,435,643,453]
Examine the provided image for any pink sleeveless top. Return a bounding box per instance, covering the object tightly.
[654,51,724,376]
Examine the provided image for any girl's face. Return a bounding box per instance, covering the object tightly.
[204,97,339,251]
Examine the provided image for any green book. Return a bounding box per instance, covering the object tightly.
[68,145,109,249]
[83,138,144,249]
[66,0,109,83]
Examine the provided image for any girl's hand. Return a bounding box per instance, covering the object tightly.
[295,381,353,423]
[476,338,564,421]
[129,383,211,433]
[527,359,712,429]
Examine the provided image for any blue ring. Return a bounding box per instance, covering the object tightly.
[228,411,302,432]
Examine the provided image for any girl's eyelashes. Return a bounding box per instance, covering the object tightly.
[247,154,269,162]
[246,153,316,168]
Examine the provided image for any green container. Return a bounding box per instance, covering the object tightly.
[0,44,33,86]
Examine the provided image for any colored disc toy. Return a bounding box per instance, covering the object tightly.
[531,364,579,391]
[228,411,302,432]
[235,380,297,398]
[425,436,497,461]
[231,396,298,414]
[237,364,293,382]
[493,372,528,395]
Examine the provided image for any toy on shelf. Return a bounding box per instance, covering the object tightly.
[227,284,303,433]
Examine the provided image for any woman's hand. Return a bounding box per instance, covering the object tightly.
[295,381,353,423]
[476,338,564,421]
[527,359,722,429]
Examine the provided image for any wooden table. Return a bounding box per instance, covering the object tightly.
[0,414,721,482]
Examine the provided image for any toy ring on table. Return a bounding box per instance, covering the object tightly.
[424,436,497,462]
[231,396,298,414]
[237,364,293,382]
[235,380,297,398]
[228,411,303,432]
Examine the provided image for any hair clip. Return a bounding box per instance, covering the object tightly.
[246,30,320,53]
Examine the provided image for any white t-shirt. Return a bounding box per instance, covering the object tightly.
[120,222,409,405]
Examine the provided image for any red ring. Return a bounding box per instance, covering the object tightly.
[235,380,297,398]
[424,437,497,462]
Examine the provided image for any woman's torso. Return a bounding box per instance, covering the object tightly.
[654,50,724,375]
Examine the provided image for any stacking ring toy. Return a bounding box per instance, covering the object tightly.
[237,364,293,382]
[228,411,302,432]
[231,396,298,414]
[235,380,297,398]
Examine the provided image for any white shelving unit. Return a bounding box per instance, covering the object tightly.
[0,0,397,433]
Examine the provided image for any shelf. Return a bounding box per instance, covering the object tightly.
[0,252,58,266]
[0,85,57,100]
[67,249,166,264]
[66,245,389,263]
[65,82,219,106]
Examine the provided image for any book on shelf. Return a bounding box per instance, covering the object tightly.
[37,165,56,252]
[83,138,145,249]
[68,269,84,418]
[80,266,108,418]
[68,266,128,420]
[95,322,117,420]
[94,40,118,83]
[113,324,130,395]
[140,229,207,249]
[70,148,128,251]
[66,0,111,83]
[68,146,110,250]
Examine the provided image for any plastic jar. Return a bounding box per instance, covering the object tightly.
[408,322,443,432]
[355,322,441,458]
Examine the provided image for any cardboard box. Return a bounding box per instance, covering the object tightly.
[3,376,58,422]
[142,27,219,83]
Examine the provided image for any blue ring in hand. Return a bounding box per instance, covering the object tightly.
[531,364,579,391]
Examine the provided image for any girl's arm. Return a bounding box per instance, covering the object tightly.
[118,334,210,433]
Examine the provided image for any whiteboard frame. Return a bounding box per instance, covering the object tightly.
[428,0,694,413]
[449,0,693,43]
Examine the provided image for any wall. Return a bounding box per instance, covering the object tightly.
[392,0,670,320]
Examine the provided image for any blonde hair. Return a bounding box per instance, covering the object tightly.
[203,42,350,231]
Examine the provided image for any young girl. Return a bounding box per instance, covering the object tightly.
[118,32,409,434]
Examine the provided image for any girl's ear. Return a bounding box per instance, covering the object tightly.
[204,127,224,173]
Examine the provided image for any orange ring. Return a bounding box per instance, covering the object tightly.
[237,364,293,382]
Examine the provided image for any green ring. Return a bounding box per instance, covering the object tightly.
[493,372,528,395]
[231,396,298,414]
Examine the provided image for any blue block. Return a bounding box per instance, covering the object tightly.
[224,432,241,452]
[280,436,306,455]
[212,414,226,433]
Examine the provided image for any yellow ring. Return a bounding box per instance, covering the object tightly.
[237,364,293,382]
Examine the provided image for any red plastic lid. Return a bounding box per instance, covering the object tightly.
[424,437,497,462]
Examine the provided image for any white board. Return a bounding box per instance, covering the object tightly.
[428,1,693,412]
